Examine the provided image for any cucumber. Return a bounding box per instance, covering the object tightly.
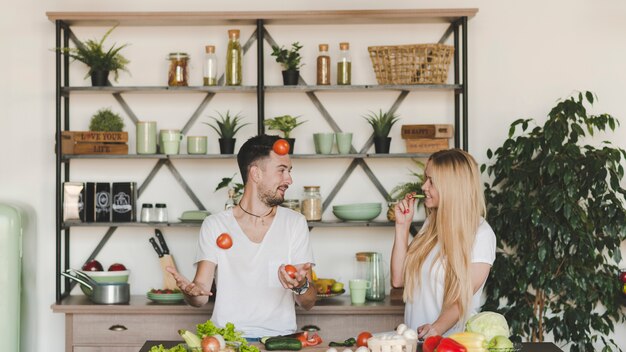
[264,337,303,351]
[260,337,270,345]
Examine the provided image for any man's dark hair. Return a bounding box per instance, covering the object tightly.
[237,134,281,184]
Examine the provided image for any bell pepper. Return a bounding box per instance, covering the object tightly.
[448,332,487,351]
[289,331,323,347]
[423,335,444,352]
[435,338,467,352]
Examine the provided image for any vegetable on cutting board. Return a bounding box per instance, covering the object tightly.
[264,337,303,351]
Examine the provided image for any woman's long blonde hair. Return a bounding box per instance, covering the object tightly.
[403,149,486,322]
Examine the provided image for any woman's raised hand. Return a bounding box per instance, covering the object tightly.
[394,192,417,227]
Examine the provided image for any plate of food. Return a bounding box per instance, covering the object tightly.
[147,288,184,304]
[317,289,345,299]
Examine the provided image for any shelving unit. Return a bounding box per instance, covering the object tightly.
[49,9,476,304]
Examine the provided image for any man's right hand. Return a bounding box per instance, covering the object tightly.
[166,266,212,297]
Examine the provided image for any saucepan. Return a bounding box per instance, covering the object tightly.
[61,269,130,304]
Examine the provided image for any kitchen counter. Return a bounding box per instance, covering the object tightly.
[139,341,565,352]
[52,295,404,352]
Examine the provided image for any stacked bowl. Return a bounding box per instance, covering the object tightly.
[332,203,382,221]
[79,270,130,295]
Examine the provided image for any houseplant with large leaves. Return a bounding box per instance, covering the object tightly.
[481,91,626,352]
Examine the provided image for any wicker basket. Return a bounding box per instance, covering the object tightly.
[368,43,454,85]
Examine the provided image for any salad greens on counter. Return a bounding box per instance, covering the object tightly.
[150,320,260,352]
[149,344,186,352]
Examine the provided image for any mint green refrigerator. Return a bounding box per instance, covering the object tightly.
[0,204,22,352]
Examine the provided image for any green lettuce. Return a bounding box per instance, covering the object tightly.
[149,343,187,352]
[465,311,510,341]
[196,320,260,352]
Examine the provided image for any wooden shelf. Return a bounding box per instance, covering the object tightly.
[61,86,257,95]
[265,84,462,92]
[47,9,478,26]
[63,220,423,229]
[62,153,431,161]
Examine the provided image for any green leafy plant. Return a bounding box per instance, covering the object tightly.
[56,26,130,81]
[271,42,304,71]
[203,111,249,139]
[481,91,626,352]
[363,109,400,138]
[89,108,124,131]
[215,173,244,202]
[264,115,306,138]
[389,159,425,201]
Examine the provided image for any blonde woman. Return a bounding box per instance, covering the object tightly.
[391,149,496,338]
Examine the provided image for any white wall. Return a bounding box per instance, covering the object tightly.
[1,0,625,351]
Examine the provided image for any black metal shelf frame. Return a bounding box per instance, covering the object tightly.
[54,15,469,302]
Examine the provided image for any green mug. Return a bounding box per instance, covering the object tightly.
[314,132,334,154]
[136,121,157,154]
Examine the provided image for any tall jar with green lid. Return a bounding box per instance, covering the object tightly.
[226,29,242,86]
[167,52,189,86]
[301,186,322,221]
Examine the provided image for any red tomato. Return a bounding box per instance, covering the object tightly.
[273,139,290,155]
[285,264,297,279]
[620,271,626,283]
[216,233,233,249]
[356,332,373,347]
[201,336,220,352]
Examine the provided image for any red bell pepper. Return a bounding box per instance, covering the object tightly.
[435,338,467,352]
[423,335,443,352]
[291,331,323,347]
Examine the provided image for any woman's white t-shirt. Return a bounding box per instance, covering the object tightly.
[404,218,496,335]
[195,206,314,338]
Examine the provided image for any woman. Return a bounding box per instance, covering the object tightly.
[391,149,496,338]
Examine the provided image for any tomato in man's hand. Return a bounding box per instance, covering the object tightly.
[216,233,233,249]
[285,264,297,279]
[273,139,290,155]
[356,332,372,347]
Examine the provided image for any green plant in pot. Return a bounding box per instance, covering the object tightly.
[215,173,244,205]
[56,26,130,86]
[203,110,249,154]
[363,109,400,153]
[481,91,626,351]
[387,159,425,222]
[89,108,124,131]
[271,42,304,85]
[264,115,306,154]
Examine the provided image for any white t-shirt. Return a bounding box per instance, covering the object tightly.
[195,206,314,338]
[404,218,496,335]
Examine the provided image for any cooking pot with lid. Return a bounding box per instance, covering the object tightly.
[61,270,130,304]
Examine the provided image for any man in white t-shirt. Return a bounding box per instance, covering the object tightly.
[167,135,316,338]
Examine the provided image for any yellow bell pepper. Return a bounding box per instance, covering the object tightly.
[449,332,488,352]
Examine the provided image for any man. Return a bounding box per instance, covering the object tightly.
[167,134,316,339]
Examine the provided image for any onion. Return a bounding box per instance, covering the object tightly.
[213,334,226,350]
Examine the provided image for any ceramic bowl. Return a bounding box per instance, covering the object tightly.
[332,202,382,210]
[179,210,211,222]
[79,270,130,295]
[332,207,382,221]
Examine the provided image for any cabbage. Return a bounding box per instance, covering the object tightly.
[465,311,510,341]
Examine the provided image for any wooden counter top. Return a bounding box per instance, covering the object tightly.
[51,295,404,315]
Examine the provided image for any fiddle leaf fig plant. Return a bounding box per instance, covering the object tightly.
[481,91,626,352]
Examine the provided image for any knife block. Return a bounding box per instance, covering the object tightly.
[159,254,178,290]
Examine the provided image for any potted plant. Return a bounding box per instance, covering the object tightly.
[215,173,244,204]
[363,109,400,153]
[481,91,626,351]
[264,115,307,154]
[90,108,124,131]
[271,42,304,85]
[387,159,425,221]
[203,110,249,154]
[56,26,130,86]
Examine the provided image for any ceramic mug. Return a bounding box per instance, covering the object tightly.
[349,279,371,304]
[159,129,182,154]
[335,132,353,154]
[136,121,157,154]
[313,132,334,154]
[187,136,208,155]
[162,140,180,154]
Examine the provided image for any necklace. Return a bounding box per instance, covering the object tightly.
[238,202,275,225]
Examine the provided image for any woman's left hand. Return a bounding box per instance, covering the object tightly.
[394,192,417,227]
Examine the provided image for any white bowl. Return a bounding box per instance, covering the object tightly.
[83,270,130,283]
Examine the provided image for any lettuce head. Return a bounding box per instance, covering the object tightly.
[465,311,510,341]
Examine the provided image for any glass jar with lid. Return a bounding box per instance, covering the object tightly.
[301,186,322,221]
[167,52,189,86]
[281,199,301,213]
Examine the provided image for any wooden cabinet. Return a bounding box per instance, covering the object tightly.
[53,295,403,351]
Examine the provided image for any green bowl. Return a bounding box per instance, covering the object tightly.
[332,202,382,211]
[333,207,382,221]
[79,270,130,296]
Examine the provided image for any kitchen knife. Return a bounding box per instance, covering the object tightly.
[148,237,163,257]
[154,229,170,255]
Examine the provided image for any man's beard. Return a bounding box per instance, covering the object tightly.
[259,187,285,207]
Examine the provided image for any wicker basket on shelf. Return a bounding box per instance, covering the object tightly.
[368,43,454,85]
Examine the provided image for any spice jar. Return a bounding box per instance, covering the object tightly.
[281,199,301,213]
[225,29,242,86]
[154,203,168,222]
[316,44,331,85]
[203,45,218,86]
[141,203,154,222]
[337,42,351,85]
[168,52,189,86]
[301,186,322,221]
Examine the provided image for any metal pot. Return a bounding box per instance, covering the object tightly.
[61,270,130,304]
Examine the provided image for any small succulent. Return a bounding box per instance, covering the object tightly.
[203,111,249,139]
[89,108,124,132]
[363,109,400,138]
